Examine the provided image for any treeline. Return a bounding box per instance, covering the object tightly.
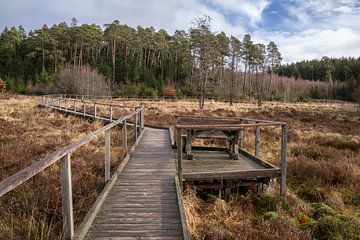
[275,57,360,101]
[1,16,357,104]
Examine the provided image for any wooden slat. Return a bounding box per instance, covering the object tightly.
[84,128,184,239]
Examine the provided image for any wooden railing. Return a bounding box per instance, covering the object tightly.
[0,96,145,240]
[40,95,145,129]
[174,116,288,195]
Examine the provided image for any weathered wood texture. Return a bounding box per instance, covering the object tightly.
[84,129,184,239]
[182,150,280,181]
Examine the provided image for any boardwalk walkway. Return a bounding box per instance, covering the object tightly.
[84,128,184,239]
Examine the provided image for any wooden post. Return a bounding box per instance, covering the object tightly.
[255,122,260,157]
[109,105,113,122]
[239,120,244,149]
[73,100,76,112]
[185,130,193,160]
[173,116,177,145]
[65,99,68,112]
[60,154,74,240]
[83,102,86,116]
[176,128,183,189]
[135,113,138,141]
[280,124,288,196]
[94,103,97,118]
[142,108,145,129]
[123,120,128,155]
[105,129,111,181]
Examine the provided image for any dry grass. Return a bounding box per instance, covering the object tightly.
[0,94,134,239]
[1,96,360,239]
[115,98,360,240]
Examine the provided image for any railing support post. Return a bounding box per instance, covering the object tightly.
[94,103,97,118]
[239,119,244,149]
[105,129,111,181]
[135,112,138,140]
[176,128,183,189]
[60,154,74,240]
[73,100,76,112]
[280,124,288,196]
[173,116,177,146]
[255,122,260,157]
[141,108,145,130]
[83,101,86,116]
[123,120,128,155]
[110,105,113,122]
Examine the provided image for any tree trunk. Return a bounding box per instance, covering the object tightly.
[112,38,116,91]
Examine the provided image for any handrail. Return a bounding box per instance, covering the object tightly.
[176,122,286,130]
[0,96,145,240]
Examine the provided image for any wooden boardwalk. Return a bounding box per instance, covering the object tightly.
[84,128,184,239]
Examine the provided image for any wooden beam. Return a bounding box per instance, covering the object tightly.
[255,123,260,157]
[60,154,74,240]
[183,168,280,181]
[105,129,111,182]
[175,176,190,240]
[176,122,285,130]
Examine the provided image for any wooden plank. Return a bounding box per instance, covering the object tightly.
[60,154,74,240]
[176,122,285,130]
[183,168,280,181]
[82,128,183,239]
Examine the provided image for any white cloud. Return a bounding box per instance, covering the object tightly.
[209,0,270,25]
[0,0,359,63]
[254,28,360,62]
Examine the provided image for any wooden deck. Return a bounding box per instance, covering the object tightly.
[182,150,280,181]
[84,128,184,239]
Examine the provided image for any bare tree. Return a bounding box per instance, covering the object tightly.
[57,64,110,96]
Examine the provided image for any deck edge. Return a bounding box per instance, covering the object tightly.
[175,175,190,240]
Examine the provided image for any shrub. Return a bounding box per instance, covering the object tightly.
[263,211,278,220]
[313,215,360,240]
[298,187,325,202]
[162,85,176,98]
[255,193,280,212]
[293,213,316,229]
[310,86,321,99]
[0,79,6,92]
[57,64,110,96]
[311,203,335,219]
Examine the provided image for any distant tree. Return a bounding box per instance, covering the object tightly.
[104,20,121,92]
[190,15,216,109]
[229,35,241,105]
[266,41,282,96]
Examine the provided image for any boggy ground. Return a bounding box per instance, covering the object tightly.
[117,98,360,240]
[0,94,131,240]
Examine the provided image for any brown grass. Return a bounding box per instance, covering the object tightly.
[114,98,360,240]
[0,94,135,239]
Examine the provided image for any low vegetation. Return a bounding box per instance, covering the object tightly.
[0,94,133,239]
[116,98,360,240]
[1,95,359,239]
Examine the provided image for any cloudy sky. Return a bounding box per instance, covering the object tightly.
[0,0,359,62]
